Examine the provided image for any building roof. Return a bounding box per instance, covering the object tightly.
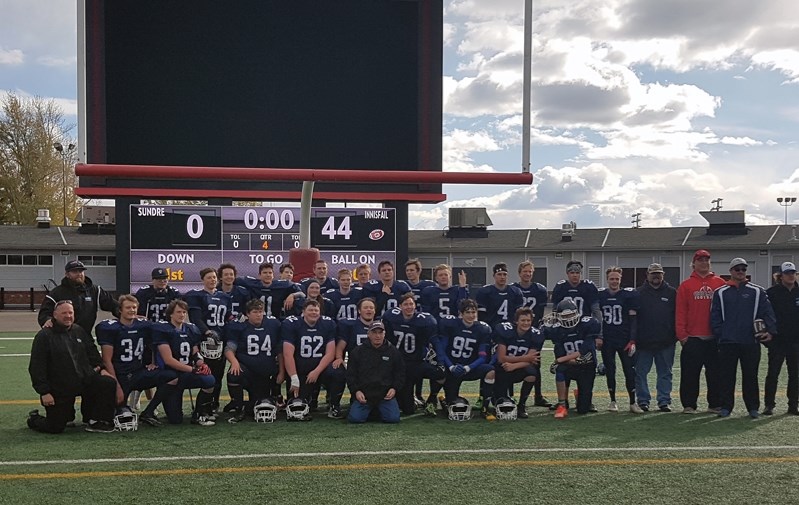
[0,225,116,251]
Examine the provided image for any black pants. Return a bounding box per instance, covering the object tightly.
[206,357,227,409]
[399,362,445,415]
[296,368,346,408]
[564,365,595,414]
[718,343,761,412]
[601,340,636,404]
[764,340,799,410]
[28,374,117,434]
[679,338,720,410]
[494,365,538,406]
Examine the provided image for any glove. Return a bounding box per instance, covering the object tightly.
[451,364,465,377]
[193,363,211,375]
[549,361,559,374]
[575,352,594,365]
[624,341,636,357]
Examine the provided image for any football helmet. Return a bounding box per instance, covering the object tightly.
[285,397,311,421]
[253,398,278,423]
[424,346,446,372]
[447,396,472,421]
[495,397,517,421]
[113,407,138,431]
[556,299,580,328]
[199,331,223,360]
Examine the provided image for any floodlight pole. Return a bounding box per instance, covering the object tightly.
[521,0,532,173]
[299,181,314,249]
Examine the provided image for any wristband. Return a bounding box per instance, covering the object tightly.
[290,374,300,389]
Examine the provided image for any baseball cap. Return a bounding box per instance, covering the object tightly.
[151,267,168,279]
[781,261,797,274]
[65,260,86,272]
[693,249,711,261]
[729,258,748,270]
[368,321,385,332]
[647,263,664,274]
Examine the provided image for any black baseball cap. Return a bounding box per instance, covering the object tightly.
[151,268,168,279]
[65,260,86,272]
[368,321,385,332]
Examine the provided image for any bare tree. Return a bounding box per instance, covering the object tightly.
[0,93,77,225]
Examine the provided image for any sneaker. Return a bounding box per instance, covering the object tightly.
[227,409,246,424]
[682,407,697,414]
[191,413,216,426]
[554,404,568,419]
[328,405,343,419]
[762,407,774,416]
[424,402,437,417]
[717,409,731,418]
[706,407,722,414]
[222,401,238,413]
[534,396,553,408]
[629,403,644,414]
[85,420,115,433]
[639,404,650,412]
[140,413,162,427]
[607,401,618,412]
[414,396,425,408]
[517,405,529,419]
[658,404,672,413]
[207,411,219,422]
[749,410,760,419]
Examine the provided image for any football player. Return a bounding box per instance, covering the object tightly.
[354,263,371,288]
[543,299,601,418]
[326,268,364,321]
[598,267,642,413]
[236,262,303,319]
[301,259,340,293]
[475,263,524,328]
[493,307,545,419]
[382,292,445,415]
[362,260,412,315]
[435,299,493,416]
[551,260,601,322]
[224,299,284,422]
[291,280,335,318]
[405,259,436,307]
[282,299,346,419]
[420,264,469,319]
[145,299,215,426]
[512,260,552,408]
[279,263,296,282]
[135,268,182,323]
[185,267,233,416]
[217,263,252,321]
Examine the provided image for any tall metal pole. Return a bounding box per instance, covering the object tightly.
[521,0,532,173]
[299,181,315,248]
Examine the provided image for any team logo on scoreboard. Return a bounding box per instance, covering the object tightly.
[369,229,384,241]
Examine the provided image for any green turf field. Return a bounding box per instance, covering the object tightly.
[2,334,798,505]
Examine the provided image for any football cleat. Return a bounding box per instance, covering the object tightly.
[140,413,162,427]
[286,397,311,422]
[227,408,246,424]
[596,362,606,376]
[629,403,644,414]
[253,398,278,423]
[447,396,472,421]
[495,397,518,421]
[191,412,216,426]
[554,404,568,419]
[113,407,138,431]
[534,396,553,408]
[607,401,618,412]
[85,420,115,433]
[328,405,344,419]
[414,396,425,409]
[424,402,437,417]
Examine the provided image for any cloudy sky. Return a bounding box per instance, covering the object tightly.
[2,0,798,230]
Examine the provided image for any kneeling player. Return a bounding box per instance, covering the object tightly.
[543,299,600,418]
[96,295,178,427]
[224,299,284,422]
[435,299,493,417]
[493,307,544,419]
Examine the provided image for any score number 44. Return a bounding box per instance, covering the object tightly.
[321,216,352,240]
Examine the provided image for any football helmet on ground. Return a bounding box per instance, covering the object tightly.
[253,398,278,423]
[447,396,472,421]
[113,407,138,431]
[495,397,518,421]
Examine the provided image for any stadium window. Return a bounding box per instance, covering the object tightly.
[7,255,22,265]
[92,256,108,266]
[22,255,37,265]
[78,255,92,264]
[0,255,6,265]
[38,255,53,265]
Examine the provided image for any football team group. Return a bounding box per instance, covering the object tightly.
[26,249,798,433]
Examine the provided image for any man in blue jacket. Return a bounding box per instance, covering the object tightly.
[711,258,776,418]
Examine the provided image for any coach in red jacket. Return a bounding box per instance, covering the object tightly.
[676,250,726,414]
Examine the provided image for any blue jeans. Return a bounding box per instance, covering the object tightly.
[348,398,400,424]
[634,344,675,407]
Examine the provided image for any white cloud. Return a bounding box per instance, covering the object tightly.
[0,48,24,65]
[720,136,763,146]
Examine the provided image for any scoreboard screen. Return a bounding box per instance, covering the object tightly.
[130,205,395,292]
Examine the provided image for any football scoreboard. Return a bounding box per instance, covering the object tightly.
[129,205,395,292]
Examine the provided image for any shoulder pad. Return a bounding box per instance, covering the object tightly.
[101,319,118,326]
[580,316,593,323]
[321,315,333,321]
[556,279,566,285]
[598,287,606,292]
[476,321,491,330]
[284,315,298,323]
[624,287,635,292]
[582,279,595,285]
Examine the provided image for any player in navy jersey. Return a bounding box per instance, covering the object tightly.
[543,299,601,418]
[354,263,371,288]
[383,292,444,415]
[279,263,295,282]
[300,259,340,293]
[135,268,182,323]
[282,299,346,419]
[512,260,552,408]
[420,264,469,319]
[493,307,545,418]
[434,299,493,415]
[217,263,252,321]
[551,261,601,321]
[326,268,364,321]
[224,299,284,422]
[292,280,336,318]
[185,267,233,416]
[362,260,412,315]
[405,258,436,307]
[143,299,216,426]
[96,295,177,413]
[236,262,303,319]
[475,263,524,328]
[598,267,642,413]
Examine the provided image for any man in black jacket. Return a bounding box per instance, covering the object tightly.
[764,261,799,415]
[28,300,118,433]
[634,263,677,412]
[38,260,119,336]
[346,321,405,423]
